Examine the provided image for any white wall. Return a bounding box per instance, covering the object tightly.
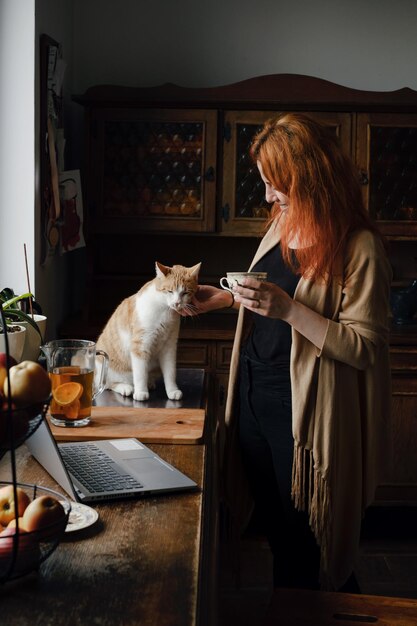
[0,0,35,296]
[73,0,417,93]
[0,0,75,340]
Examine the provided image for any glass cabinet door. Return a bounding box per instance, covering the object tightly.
[220,111,352,236]
[89,108,217,233]
[356,113,417,237]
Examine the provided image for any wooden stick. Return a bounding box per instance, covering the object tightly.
[24,243,34,318]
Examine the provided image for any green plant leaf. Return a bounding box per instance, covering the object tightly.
[0,288,15,301]
[1,292,33,310]
[0,290,42,338]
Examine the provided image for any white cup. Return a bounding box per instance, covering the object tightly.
[220,272,268,292]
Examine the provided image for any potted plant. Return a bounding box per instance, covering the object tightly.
[0,289,45,362]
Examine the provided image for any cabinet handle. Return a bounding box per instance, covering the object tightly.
[223,122,232,142]
[222,204,230,223]
[204,166,215,182]
[359,170,369,185]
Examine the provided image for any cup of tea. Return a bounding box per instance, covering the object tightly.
[220,271,268,292]
[41,339,109,427]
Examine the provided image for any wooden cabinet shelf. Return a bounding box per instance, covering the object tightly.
[87,108,217,233]
[356,112,417,236]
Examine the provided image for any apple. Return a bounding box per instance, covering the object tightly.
[0,526,40,573]
[0,485,30,527]
[7,517,26,530]
[0,353,17,393]
[3,360,51,408]
[0,353,18,368]
[22,495,67,538]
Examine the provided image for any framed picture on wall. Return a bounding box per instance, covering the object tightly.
[39,34,66,265]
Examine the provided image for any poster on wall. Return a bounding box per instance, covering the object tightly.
[58,170,86,254]
[40,34,64,265]
[40,34,86,263]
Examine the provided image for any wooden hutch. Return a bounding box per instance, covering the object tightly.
[62,74,417,506]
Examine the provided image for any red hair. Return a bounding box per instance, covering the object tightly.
[250,113,383,282]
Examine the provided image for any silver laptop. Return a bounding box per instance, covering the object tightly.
[26,420,198,503]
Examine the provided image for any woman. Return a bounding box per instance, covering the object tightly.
[186,113,392,591]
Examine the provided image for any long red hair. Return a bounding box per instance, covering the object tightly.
[250,113,382,282]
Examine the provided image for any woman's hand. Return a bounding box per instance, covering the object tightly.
[233,278,293,320]
[235,277,329,350]
[181,285,235,316]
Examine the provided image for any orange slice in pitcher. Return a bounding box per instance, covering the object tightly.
[53,382,83,406]
[63,399,81,420]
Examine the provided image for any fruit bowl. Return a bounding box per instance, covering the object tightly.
[0,482,71,582]
[0,400,49,460]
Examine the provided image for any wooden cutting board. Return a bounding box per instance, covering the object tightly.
[47,406,206,444]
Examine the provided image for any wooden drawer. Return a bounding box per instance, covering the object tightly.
[216,342,233,370]
[177,341,210,367]
[391,373,417,395]
[390,347,417,372]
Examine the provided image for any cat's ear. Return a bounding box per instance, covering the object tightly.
[189,262,202,279]
[155,261,171,277]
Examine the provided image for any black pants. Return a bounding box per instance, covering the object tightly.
[238,353,321,589]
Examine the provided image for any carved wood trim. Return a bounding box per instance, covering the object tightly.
[73,74,417,112]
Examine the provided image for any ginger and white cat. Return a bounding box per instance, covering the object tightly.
[96,262,201,401]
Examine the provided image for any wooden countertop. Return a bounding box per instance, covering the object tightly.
[47,406,206,443]
[46,368,209,444]
[0,441,215,626]
[94,367,208,410]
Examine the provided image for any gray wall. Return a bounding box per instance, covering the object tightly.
[72,0,417,93]
[35,0,74,339]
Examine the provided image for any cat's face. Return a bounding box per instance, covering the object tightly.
[155,262,201,313]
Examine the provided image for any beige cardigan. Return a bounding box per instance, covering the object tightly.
[223,221,392,590]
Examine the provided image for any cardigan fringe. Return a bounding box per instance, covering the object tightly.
[292,442,333,588]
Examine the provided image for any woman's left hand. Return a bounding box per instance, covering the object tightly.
[233,278,293,320]
[180,284,231,316]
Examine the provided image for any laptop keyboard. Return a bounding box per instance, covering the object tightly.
[60,443,144,493]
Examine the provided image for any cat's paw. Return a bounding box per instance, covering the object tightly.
[111,383,134,397]
[167,389,183,401]
[133,390,150,402]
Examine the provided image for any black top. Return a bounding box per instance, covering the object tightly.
[243,244,300,365]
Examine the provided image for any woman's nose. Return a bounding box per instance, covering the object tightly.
[265,188,276,203]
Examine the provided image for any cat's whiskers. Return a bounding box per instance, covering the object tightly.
[181,302,201,317]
